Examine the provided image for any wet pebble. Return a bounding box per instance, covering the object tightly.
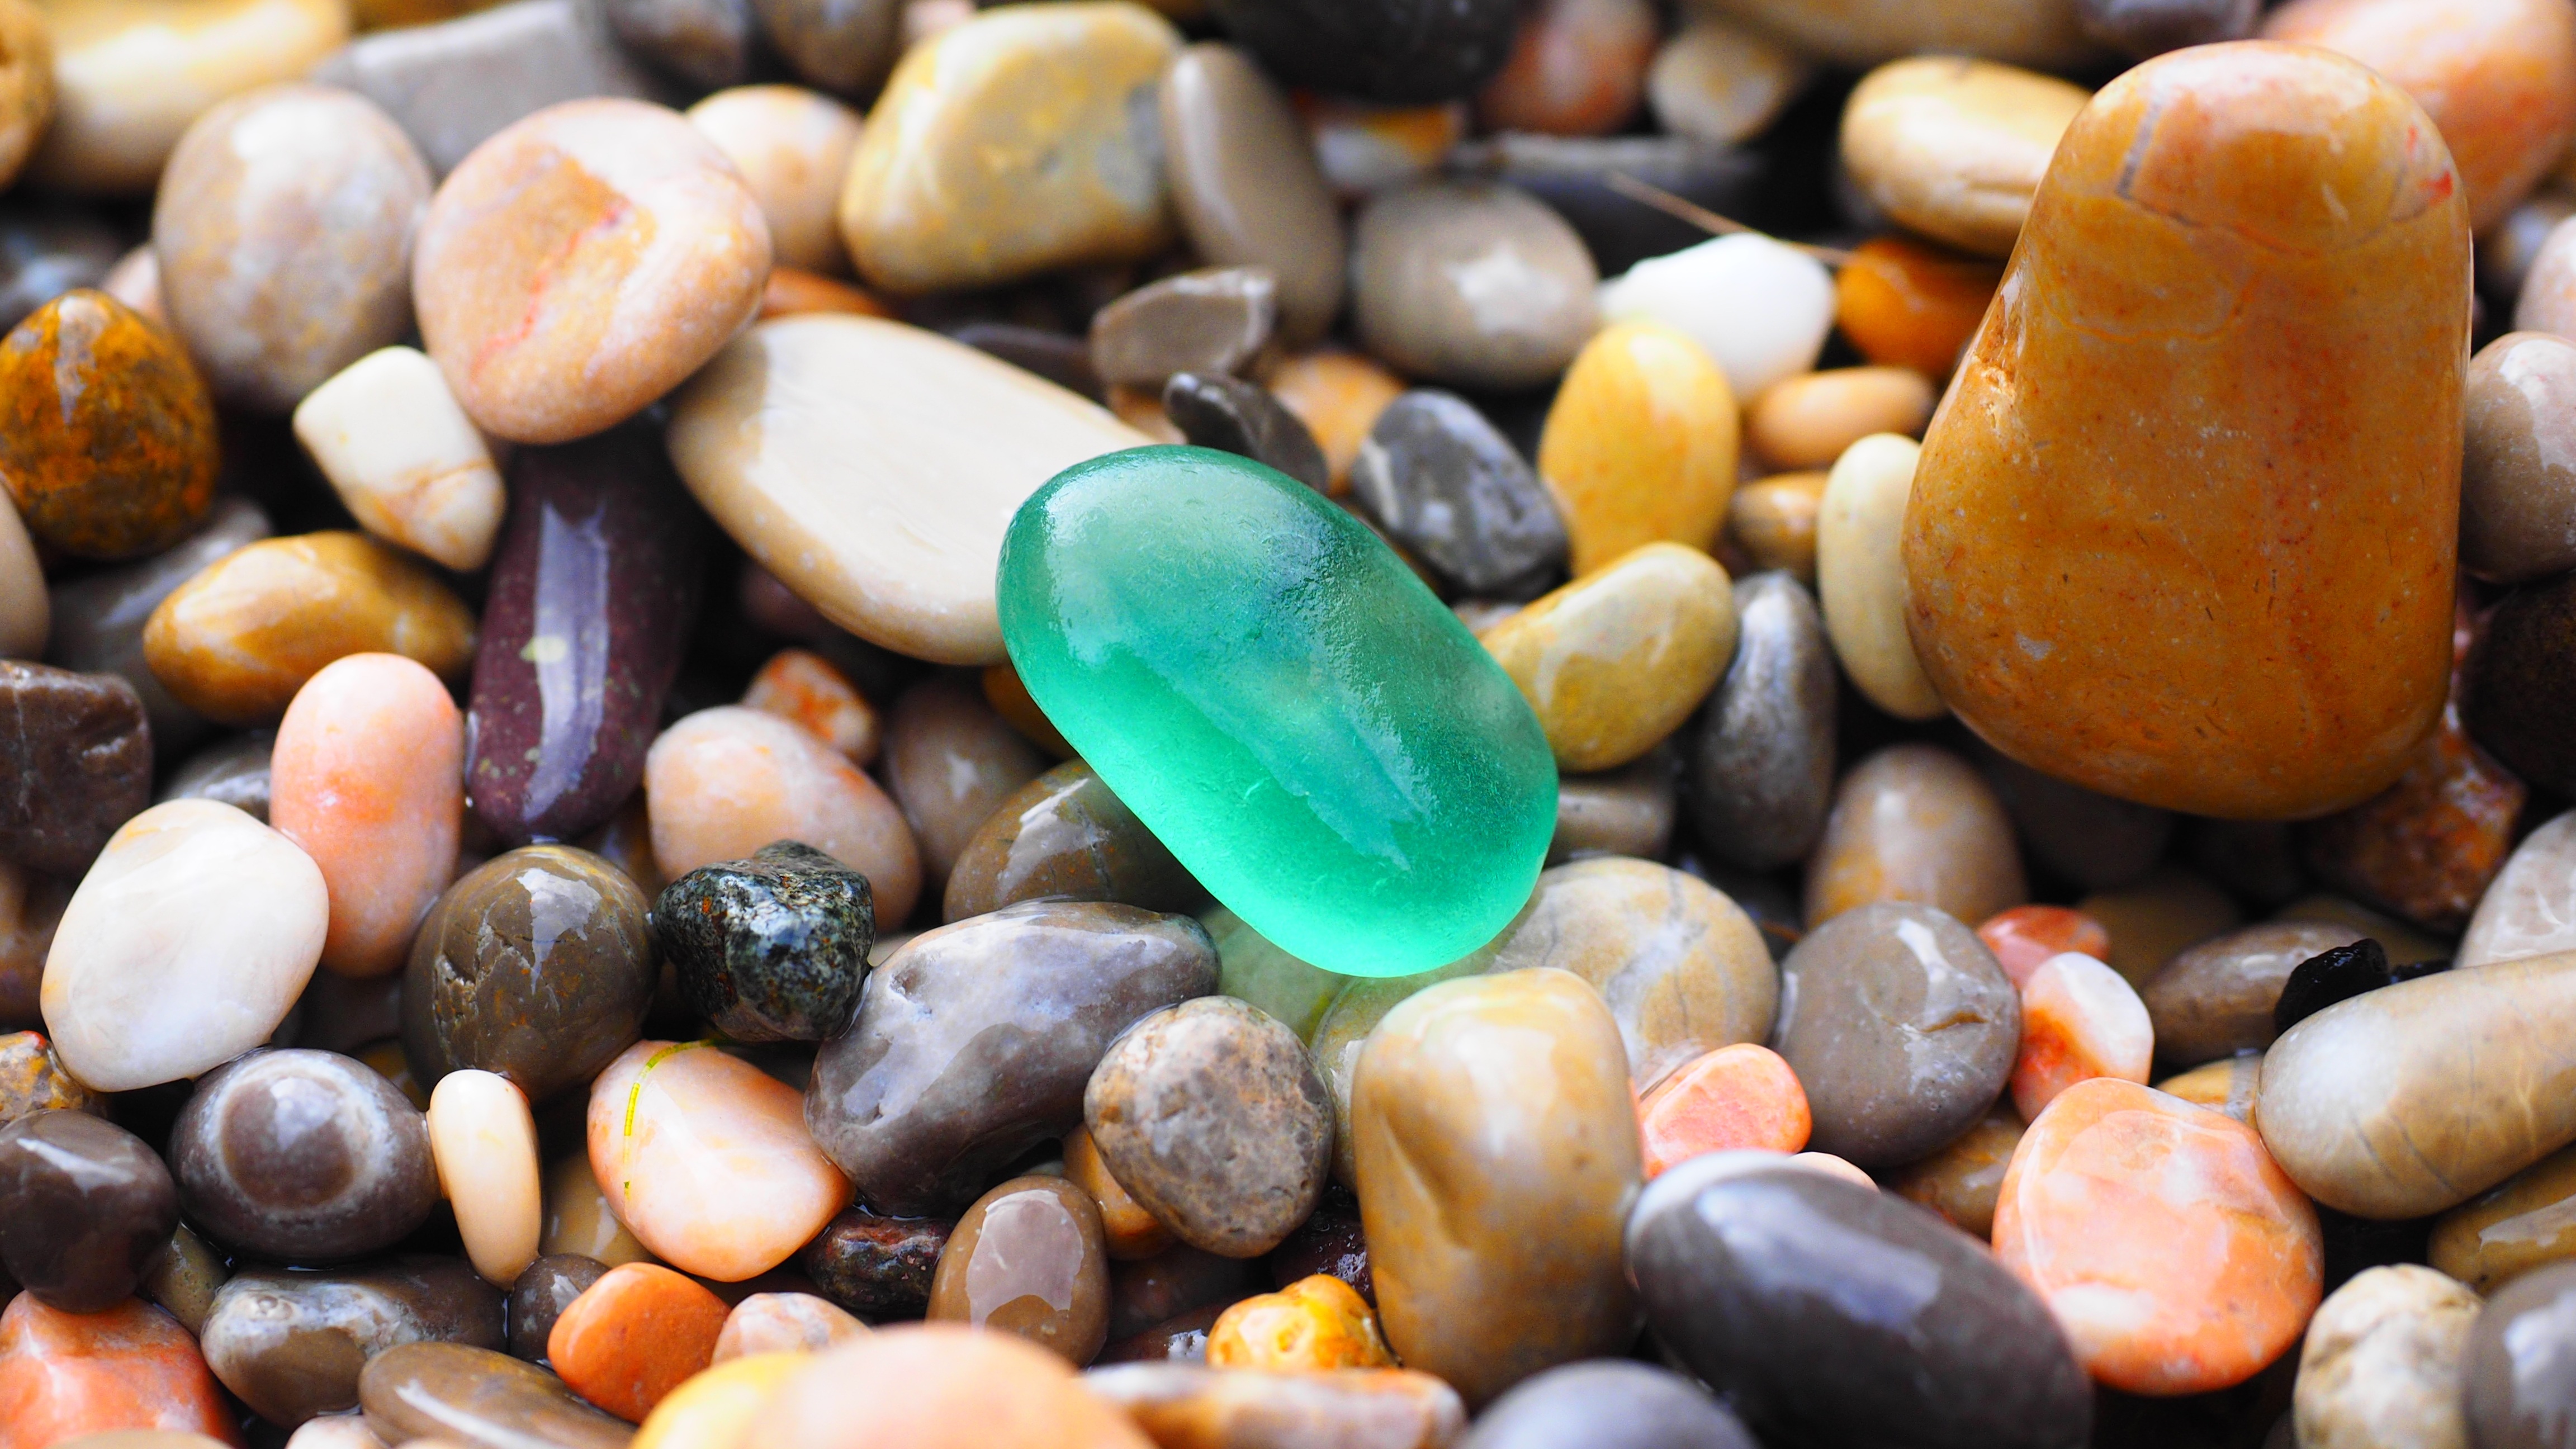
[291,347,504,574]
[1481,543,1735,773]
[752,0,900,100]
[880,676,1046,896]
[799,1208,950,1320]
[2142,921,2363,1067]
[1840,56,2087,259]
[2464,1260,2576,1449]
[1083,1361,1462,1449]
[426,1069,542,1288]
[927,1175,1110,1364]
[1817,433,1945,721]
[1536,322,1737,577]
[1161,44,1343,343]
[357,1342,629,1449]
[1349,181,1598,392]
[1636,1041,1810,1176]
[1686,571,1834,872]
[0,289,216,562]
[0,1296,236,1446]
[1090,268,1276,393]
[0,1110,179,1313]
[1805,744,2025,930]
[656,841,874,1044]
[2464,333,2576,585]
[541,1153,650,1269]
[1203,1273,1388,1371]
[200,1256,503,1427]
[171,1048,438,1262]
[751,1324,1148,1449]
[1595,234,1832,401]
[1977,905,2112,987]
[1349,389,1565,599]
[547,1261,729,1422]
[2010,950,2153,1120]
[507,1254,606,1363]
[1888,1104,2023,1238]
[1163,373,1330,493]
[0,664,151,876]
[1746,366,1935,472]
[943,760,1197,924]
[1550,748,1674,865]
[1834,234,2000,378]
[647,707,920,930]
[743,648,880,765]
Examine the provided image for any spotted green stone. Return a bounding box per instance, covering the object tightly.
[996,445,1555,977]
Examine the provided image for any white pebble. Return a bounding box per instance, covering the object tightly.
[428,1068,542,1289]
[1597,233,1834,399]
[292,346,506,572]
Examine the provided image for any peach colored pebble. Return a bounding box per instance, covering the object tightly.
[1792,1153,1878,1189]
[547,1261,731,1423]
[1977,905,2113,988]
[268,653,463,978]
[1205,1275,1394,1371]
[588,1039,852,1281]
[426,1068,542,1287]
[742,1323,1152,1449]
[0,1298,240,1449]
[1265,348,1404,495]
[1746,366,1938,471]
[741,648,879,765]
[1995,1077,2323,1396]
[644,705,920,924]
[712,1293,866,1363]
[2010,951,2154,1121]
[1636,1042,1812,1178]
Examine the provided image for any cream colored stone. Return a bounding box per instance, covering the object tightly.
[0,489,44,659]
[667,315,1148,665]
[1647,18,1810,148]
[2460,809,2576,968]
[427,1068,541,1289]
[1818,433,1942,719]
[40,799,328,1091]
[30,0,352,194]
[1840,56,2089,259]
[292,348,505,573]
[2293,1265,2478,1449]
[686,85,864,276]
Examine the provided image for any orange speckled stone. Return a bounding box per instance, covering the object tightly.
[1831,236,1999,379]
[1903,42,2468,820]
[1978,905,2112,988]
[1266,348,1403,495]
[414,98,772,446]
[2009,951,2153,1120]
[2262,0,2576,232]
[0,1297,240,1449]
[548,1262,731,1423]
[0,289,216,561]
[1636,1042,1811,1178]
[1206,1275,1393,1371]
[1995,1077,2323,1396]
[140,532,478,728]
[1536,320,1739,577]
[742,647,879,765]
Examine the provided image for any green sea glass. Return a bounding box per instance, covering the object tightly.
[997,446,1556,977]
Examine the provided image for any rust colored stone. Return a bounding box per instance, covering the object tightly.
[547,1262,729,1423]
[1903,42,2468,820]
[0,289,215,560]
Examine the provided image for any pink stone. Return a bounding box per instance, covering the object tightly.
[2010,951,2155,1121]
[271,654,464,978]
[644,706,921,924]
[587,1040,852,1282]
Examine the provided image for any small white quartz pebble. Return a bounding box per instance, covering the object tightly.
[1597,233,1834,399]
[292,346,506,572]
[428,1068,542,1289]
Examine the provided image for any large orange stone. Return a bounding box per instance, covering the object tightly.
[1902,42,2468,821]
[1994,1078,2322,1396]
[547,1262,731,1423]
[0,1297,240,1448]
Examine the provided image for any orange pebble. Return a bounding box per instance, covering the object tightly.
[0,1297,241,1449]
[1636,1043,1812,1178]
[1205,1274,1394,1371]
[1832,235,2001,378]
[270,653,465,978]
[1063,1125,1173,1261]
[1474,0,1658,137]
[2009,951,2154,1121]
[1977,905,2111,988]
[1994,1078,2322,1396]
[981,662,1074,759]
[548,1262,733,1422]
[1265,348,1404,494]
[759,267,894,320]
[742,648,880,765]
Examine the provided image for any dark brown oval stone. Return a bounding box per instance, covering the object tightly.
[0,662,152,875]
[0,1108,179,1313]
[942,760,1200,924]
[926,1175,1110,1364]
[799,1208,951,1320]
[359,1341,629,1449]
[201,1254,505,1426]
[169,1049,437,1263]
[505,1253,607,1363]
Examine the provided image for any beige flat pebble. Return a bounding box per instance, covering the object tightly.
[292,347,506,572]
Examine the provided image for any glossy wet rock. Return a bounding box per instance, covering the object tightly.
[742,648,878,765]
[1481,543,1734,774]
[2465,1261,2576,1449]
[547,1262,727,1422]
[1772,901,2019,1167]
[273,654,463,979]
[0,1110,178,1313]
[656,841,873,1044]
[1085,997,1330,1259]
[1161,44,1342,344]
[293,346,502,575]
[713,1292,864,1362]
[801,1208,950,1319]
[1688,572,1832,872]
[2435,1145,2576,1299]
[1485,858,1778,1090]
[1636,1043,1810,1176]
[153,84,430,413]
[2259,950,2576,1218]
[541,1153,649,1269]
[944,761,1196,925]
[588,1040,847,1282]
[2294,1264,2476,1449]
[200,1257,504,1427]
[139,1224,226,1341]
[2011,951,2153,1120]
[645,708,920,927]
[2272,938,2449,1035]
[808,900,1216,1217]
[426,1069,541,1287]
[1349,181,1597,392]
[2142,921,2362,1068]
[507,1254,605,1362]
[927,1175,1110,1363]
[466,429,699,847]
[0,665,150,876]
[1537,323,1737,578]
[1204,1273,1388,1371]
[357,1342,628,1449]
[998,446,1556,978]
[1161,374,1329,495]
[2303,690,2523,935]
[0,290,216,561]
[402,845,655,1104]
[2465,570,2576,799]
[1905,43,2468,820]
[1067,1121,1175,1262]
[171,1048,437,1262]
[1353,968,1639,1408]
[1834,234,2001,379]
[415,98,769,445]
[49,497,269,759]
[1349,390,1564,599]
[1084,1362,1461,1448]
[1630,1159,2091,1448]
[1805,744,2025,930]
[671,315,1148,666]
[1840,58,2087,259]
[836,4,1177,296]
[143,532,477,729]
[750,1324,1150,1449]
[880,677,1045,896]
[2463,333,2576,585]
[41,799,327,1092]
[1889,1105,2022,1238]
[0,1296,236,1446]
[1999,1079,2322,1394]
